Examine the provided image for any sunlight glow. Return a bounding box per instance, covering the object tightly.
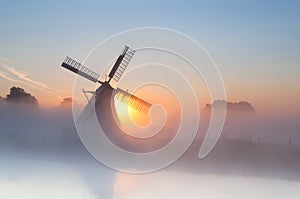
[114,98,150,127]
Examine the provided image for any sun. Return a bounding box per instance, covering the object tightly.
[114,98,150,127]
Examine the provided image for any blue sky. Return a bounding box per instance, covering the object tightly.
[0,0,299,112]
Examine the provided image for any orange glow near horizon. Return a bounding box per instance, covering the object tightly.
[112,84,182,138]
[114,99,151,127]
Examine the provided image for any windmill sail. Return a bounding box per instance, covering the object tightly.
[114,88,152,113]
[61,57,101,83]
[108,45,135,83]
[61,45,152,114]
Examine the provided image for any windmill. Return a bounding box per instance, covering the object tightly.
[60,46,177,153]
[60,45,151,114]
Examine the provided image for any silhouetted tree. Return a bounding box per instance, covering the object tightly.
[204,100,255,112]
[5,87,38,105]
[58,97,73,109]
[0,96,5,106]
[60,97,72,106]
[57,97,82,110]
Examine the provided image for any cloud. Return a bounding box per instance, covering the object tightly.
[0,64,53,93]
[0,70,19,82]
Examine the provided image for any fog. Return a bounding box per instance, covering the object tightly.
[0,104,300,198]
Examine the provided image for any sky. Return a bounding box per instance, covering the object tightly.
[0,0,299,115]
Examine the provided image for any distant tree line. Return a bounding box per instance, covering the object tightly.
[0,86,77,110]
[0,86,38,106]
[204,100,255,112]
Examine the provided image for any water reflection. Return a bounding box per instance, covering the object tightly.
[2,138,300,199]
[2,153,300,199]
[113,171,300,199]
[0,151,115,199]
[0,156,90,199]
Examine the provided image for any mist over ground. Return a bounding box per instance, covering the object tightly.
[0,91,300,198]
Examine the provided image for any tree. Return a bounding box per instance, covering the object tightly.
[57,97,73,110]
[0,96,5,106]
[5,87,38,105]
[204,100,255,112]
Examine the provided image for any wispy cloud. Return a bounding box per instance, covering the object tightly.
[0,70,19,82]
[0,64,53,93]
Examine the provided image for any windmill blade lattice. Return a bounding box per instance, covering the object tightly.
[114,88,151,114]
[61,57,101,83]
[108,46,135,83]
